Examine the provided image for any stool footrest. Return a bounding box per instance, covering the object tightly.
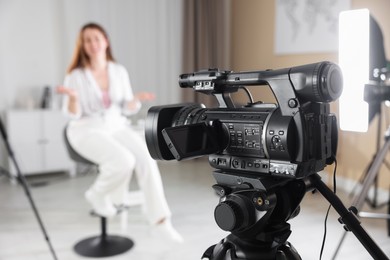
[89,205,129,218]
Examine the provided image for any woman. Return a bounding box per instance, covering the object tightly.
[57,22,183,243]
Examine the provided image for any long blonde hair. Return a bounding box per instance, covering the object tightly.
[67,22,115,73]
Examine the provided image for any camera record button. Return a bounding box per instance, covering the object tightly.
[232,159,240,168]
[271,136,282,147]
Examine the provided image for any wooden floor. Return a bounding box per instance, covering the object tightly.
[1,159,389,260]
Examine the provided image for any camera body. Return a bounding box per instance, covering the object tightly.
[145,61,342,179]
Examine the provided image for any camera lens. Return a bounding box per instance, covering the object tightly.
[319,63,343,102]
[290,61,343,103]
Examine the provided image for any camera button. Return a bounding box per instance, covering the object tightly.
[232,159,240,168]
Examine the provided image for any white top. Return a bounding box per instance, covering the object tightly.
[62,62,141,124]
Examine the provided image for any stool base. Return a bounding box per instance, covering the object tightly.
[74,235,134,257]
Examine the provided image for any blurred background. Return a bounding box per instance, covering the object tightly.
[1,0,390,187]
[2,0,390,259]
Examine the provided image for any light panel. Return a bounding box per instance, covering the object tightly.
[339,9,370,132]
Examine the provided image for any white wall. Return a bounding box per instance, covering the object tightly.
[0,0,183,109]
[0,0,183,166]
[0,0,64,110]
[60,0,183,107]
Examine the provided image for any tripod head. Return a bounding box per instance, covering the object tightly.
[202,171,309,260]
[201,171,389,260]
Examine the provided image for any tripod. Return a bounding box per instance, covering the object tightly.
[0,118,58,260]
[332,124,390,259]
[202,171,389,260]
[350,104,390,211]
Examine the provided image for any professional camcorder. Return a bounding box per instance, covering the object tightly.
[144,62,389,260]
[146,61,343,259]
[145,61,342,179]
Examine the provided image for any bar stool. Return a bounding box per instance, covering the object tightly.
[63,126,135,257]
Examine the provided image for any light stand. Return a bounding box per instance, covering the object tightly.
[311,174,389,260]
[0,117,58,260]
[333,73,390,259]
[350,102,390,210]
[332,124,390,259]
[350,103,382,206]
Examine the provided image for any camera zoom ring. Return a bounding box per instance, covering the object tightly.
[311,62,322,101]
[173,104,200,127]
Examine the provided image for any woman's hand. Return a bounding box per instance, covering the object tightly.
[56,85,78,99]
[126,92,155,113]
[134,92,156,102]
[56,85,80,115]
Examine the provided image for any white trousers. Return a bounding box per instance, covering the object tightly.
[67,117,171,224]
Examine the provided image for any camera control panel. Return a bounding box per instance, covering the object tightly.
[225,123,264,157]
[209,154,298,177]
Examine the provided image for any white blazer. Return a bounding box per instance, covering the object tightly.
[62,62,142,138]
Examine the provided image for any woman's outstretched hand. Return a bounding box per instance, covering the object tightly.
[135,92,156,102]
[56,85,80,115]
[56,85,78,99]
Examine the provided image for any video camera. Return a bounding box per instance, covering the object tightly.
[145,61,342,179]
[144,62,390,260]
[144,61,347,259]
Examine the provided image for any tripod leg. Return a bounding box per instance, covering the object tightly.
[0,118,58,260]
[331,231,347,260]
[352,134,390,210]
[388,186,390,237]
[311,174,389,260]
[332,134,390,259]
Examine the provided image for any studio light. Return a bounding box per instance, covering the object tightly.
[339,9,387,132]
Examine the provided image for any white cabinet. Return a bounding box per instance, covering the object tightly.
[6,110,74,176]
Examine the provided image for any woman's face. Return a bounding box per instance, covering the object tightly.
[82,28,108,60]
